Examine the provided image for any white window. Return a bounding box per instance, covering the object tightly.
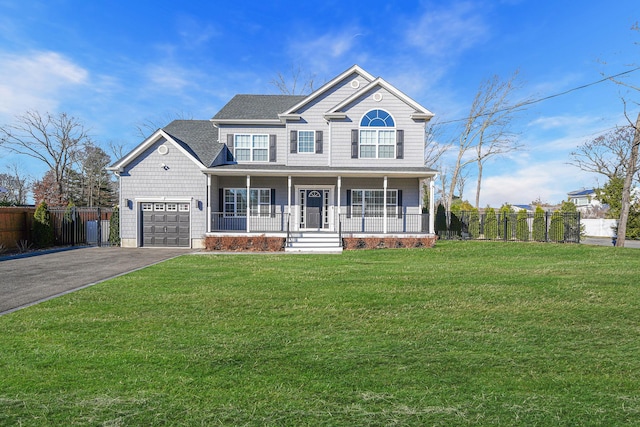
[178,203,190,212]
[235,134,268,162]
[154,203,165,211]
[142,203,153,211]
[298,130,315,153]
[166,203,178,212]
[352,190,398,217]
[224,188,271,217]
[359,109,396,159]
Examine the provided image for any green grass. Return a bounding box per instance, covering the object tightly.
[1,241,640,425]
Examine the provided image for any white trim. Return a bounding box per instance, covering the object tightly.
[279,65,375,117]
[107,129,206,172]
[325,78,434,121]
[294,185,335,232]
[204,167,436,179]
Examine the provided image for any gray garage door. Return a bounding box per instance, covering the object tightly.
[141,202,190,247]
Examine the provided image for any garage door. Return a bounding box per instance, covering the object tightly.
[141,202,190,247]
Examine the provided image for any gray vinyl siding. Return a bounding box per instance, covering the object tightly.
[330,87,426,168]
[287,73,369,167]
[119,138,207,245]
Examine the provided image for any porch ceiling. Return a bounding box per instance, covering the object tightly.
[203,164,437,178]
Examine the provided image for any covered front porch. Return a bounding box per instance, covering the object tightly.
[204,165,437,237]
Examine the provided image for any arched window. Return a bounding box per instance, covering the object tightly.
[359,109,395,158]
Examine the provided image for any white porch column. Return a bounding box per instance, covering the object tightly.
[246,175,251,233]
[207,174,212,233]
[383,176,388,234]
[429,175,436,234]
[337,175,342,222]
[287,176,292,215]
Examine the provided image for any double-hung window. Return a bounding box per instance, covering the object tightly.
[235,134,269,162]
[298,130,315,153]
[360,109,395,159]
[224,188,271,217]
[351,189,398,217]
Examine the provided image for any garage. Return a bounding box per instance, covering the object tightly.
[141,202,190,247]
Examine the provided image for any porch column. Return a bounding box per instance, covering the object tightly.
[287,176,292,215]
[383,176,388,234]
[207,174,212,233]
[337,175,342,223]
[429,175,436,234]
[246,175,251,233]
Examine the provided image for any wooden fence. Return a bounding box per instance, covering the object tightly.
[0,207,35,249]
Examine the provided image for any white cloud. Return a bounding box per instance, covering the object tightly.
[288,29,363,74]
[406,2,490,57]
[0,50,88,117]
[477,160,597,207]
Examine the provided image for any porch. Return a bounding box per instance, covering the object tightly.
[207,211,432,236]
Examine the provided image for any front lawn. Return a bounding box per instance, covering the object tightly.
[1,241,639,425]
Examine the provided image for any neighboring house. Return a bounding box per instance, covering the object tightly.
[512,204,534,213]
[567,188,601,211]
[108,65,438,250]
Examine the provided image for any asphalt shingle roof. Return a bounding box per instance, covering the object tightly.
[212,95,307,120]
[162,120,223,167]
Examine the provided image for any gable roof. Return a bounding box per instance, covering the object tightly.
[211,94,306,123]
[108,120,221,172]
[326,77,434,121]
[279,64,375,117]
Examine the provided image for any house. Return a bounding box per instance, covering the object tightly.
[567,188,601,212]
[108,65,438,251]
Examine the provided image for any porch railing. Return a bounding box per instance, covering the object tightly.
[210,212,431,234]
[210,212,287,232]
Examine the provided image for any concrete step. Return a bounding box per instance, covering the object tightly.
[286,232,343,253]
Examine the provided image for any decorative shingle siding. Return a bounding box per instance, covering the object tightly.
[119,138,208,247]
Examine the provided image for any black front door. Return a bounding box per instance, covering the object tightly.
[306,190,323,229]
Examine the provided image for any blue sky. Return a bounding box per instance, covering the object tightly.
[1,0,640,206]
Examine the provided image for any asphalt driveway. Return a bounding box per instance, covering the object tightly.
[0,247,192,315]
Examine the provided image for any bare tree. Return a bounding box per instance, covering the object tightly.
[424,121,450,168]
[445,71,526,210]
[0,163,30,204]
[135,111,193,139]
[270,65,316,95]
[0,111,90,206]
[570,117,640,246]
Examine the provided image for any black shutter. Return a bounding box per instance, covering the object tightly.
[226,134,234,161]
[218,188,224,213]
[346,190,352,218]
[351,129,359,158]
[270,189,276,218]
[396,130,404,159]
[290,130,297,153]
[397,190,403,219]
[316,130,323,154]
[269,134,277,162]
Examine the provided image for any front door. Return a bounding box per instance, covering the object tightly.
[306,190,323,229]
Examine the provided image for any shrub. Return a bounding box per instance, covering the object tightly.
[109,206,120,245]
[549,211,565,242]
[468,208,480,239]
[33,201,54,248]
[532,206,547,242]
[516,209,530,241]
[484,208,498,240]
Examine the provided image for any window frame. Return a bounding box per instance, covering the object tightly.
[297,130,315,153]
[224,188,271,217]
[359,110,396,159]
[351,189,398,217]
[234,134,269,162]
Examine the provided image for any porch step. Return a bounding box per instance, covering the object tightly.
[285,232,343,253]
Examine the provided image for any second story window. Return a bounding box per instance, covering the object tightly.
[235,134,268,162]
[298,130,315,153]
[359,109,395,159]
